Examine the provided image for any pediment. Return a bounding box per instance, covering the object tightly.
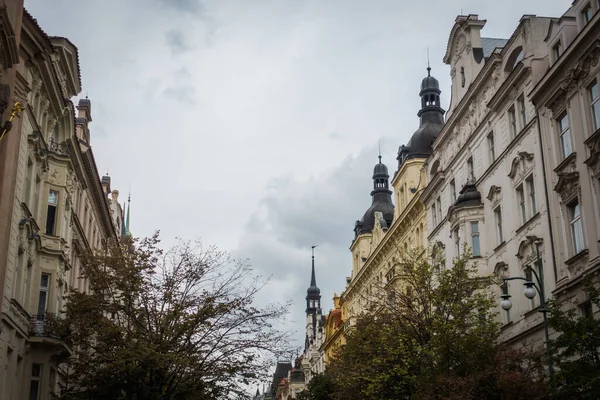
[50,37,82,98]
[486,185,501,205]
[508,151,534,180]
[516,236,542,264]
[554,171,580,202]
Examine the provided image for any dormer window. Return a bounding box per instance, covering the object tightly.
[582,3,593,24]
[460,66,465,88]
[553,41,563,61]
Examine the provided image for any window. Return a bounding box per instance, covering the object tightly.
[436,197,442,223]
[450,179,457,203]
[517,185,526,224]
[45,190,58,235]
[582,3,593,24]
[527,175,536,215]
[460,66,465,87]
[431,204,437,226]
[580,301,593,318]
[467,157,474,181]
[470,221,481,257]
[508,106,517,138]
[400,187,405,209]
[453,227,461,257]
[37,273,50,318]
[558,113,573,158]
[487,132,495,163]
[518,95,526,129]
[309,300,314,308]
[590,81,600,131]
[29,364,42,400]
[569,202,585,254]
[494,206,504,245]
[553,41,563,60]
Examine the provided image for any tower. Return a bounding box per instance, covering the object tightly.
[304,246,321,352]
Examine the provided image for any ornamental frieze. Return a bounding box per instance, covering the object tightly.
[554,171,580,203]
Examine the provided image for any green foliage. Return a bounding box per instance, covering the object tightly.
[327,248,548,400]
[548,278,600,399]
[55,234,290,400]
[296,370,336,400]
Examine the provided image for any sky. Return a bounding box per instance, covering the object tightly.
[25,0,571,352]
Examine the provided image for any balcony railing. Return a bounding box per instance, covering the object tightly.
[29,314,64,339]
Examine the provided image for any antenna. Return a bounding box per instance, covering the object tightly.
[427,47,431,76]
[378,139,382,163]
[311,245,317,258]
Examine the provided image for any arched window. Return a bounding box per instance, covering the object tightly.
[416,227,421,247]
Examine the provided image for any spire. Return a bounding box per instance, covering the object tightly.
[427,47,431,76]
[310,245,317,287]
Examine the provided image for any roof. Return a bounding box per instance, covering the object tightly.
[481,37,509,59]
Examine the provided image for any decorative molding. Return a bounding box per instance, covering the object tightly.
[494,261,509,278]
[508,151,534,179]
[554,171,580,203]
[516,236,542,264]
[486,185,502,205]
[584,128,600,178]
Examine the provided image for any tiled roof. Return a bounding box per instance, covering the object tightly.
[481,37,509,59]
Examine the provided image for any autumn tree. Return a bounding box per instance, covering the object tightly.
[56,234,290,400]
[327,248,548,400]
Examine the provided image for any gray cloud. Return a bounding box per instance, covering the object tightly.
[165,29,191,55]
[158,0,203,15]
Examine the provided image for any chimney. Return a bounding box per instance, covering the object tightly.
[101,174,111,195]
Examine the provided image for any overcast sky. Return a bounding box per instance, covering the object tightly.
[25,0,570,351]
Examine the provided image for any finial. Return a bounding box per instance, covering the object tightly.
[86,92,88,99]
[427,47,431,76]
[378,140,382,163]
[311,245,317,259]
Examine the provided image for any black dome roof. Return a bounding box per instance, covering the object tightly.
[453,181,482,209]
[355,157,394,236]
[420,74,440,93]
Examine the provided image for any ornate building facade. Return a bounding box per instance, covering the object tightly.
[530,0,600,329]
[340,67,445,331]
[0,8,126,400]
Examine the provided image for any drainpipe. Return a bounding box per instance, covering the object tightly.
[534,106,558,282]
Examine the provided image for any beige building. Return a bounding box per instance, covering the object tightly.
[530,0,600,320]
[0,9,124,400]
[341,67,444,328]
[421,14,556,347]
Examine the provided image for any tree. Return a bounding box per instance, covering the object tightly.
[296,370,336,400]
[547,277,600,399]
[56,234,290,400]
[327,248,548,400]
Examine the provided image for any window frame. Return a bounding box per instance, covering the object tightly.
[494,206,504,245]
[435,197,442,224]
[582,3,593,24]
[29,363,42,400]
[450,179,457,204]
[526,175,536,216]
[508,106,517,138]
[45,190,59,236]
[589,81,600,132]
[517,184,527,224]
[569,201,585,255]
[558,113,573,158]
[553,40,563,61]
[467,157,475,182]
[518,95,526,130]
[470,221,481,257]
[453,226,461,258]
[487,132,495,163]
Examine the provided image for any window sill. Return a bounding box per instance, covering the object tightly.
[565,249,589,267]
[524,305,541,318]
[470,255,482,259]
[515,212,541,234]
[500,321,514,331]
[494,241,507,253]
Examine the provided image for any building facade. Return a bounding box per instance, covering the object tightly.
[301,248,325,382]
[340,68,444,332]
[0,9,125,400]
[530,0,600,323]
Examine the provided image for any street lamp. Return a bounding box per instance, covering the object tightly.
[498,240,553,381]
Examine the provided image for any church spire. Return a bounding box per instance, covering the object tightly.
[125,192,131,236]
[305,246,321,314]
[310,245,317,288]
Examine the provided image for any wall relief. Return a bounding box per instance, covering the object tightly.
[508,151,534,181]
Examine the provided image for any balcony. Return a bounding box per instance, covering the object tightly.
[47,138,70,157]
[28,314,72,356]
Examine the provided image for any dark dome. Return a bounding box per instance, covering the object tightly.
[307,285,320,295]
[357,200,395,235]
[373,161,389,176]
[453,182,482,209]
[420,75,440,92]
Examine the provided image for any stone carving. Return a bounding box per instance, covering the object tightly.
[486,185,502,206]
[48,168,59,183]
[494,261,509,278]
[554,171,580,202]
[584,131,600,178]
[516,236,542,263]
[508,151,534,180]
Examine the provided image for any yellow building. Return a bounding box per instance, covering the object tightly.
[340,67,445,327]
[320,294,347,365]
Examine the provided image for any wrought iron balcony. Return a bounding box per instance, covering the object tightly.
[29,314,64,339]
